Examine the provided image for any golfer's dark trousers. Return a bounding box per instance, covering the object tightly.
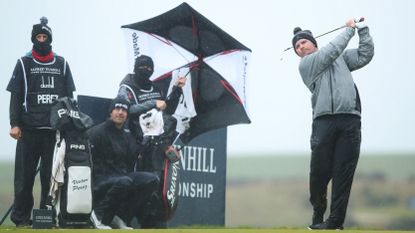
[93,172,158,225]
[11,129,55,225]
[309,114,361,226]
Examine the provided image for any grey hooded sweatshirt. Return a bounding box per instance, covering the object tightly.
[299,26,374,119]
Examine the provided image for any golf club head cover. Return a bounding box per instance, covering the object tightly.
[165,146,181,162]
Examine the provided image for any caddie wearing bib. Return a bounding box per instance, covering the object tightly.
[6,17,76,227]
[118,55,186,228]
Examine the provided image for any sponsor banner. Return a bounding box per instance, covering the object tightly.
[168,128,226,226]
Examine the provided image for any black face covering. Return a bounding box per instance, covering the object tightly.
[133,55,154,89]
[33,41,52,56]
[135,67,153,80]
[134,67,153,89]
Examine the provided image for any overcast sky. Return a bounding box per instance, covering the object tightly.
[1,0,414,160]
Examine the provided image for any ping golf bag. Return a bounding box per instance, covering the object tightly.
[48,97,94,227]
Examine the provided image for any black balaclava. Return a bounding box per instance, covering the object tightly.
[32,17,53,56]
[133,55,154,89]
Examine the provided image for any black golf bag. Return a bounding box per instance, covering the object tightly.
[138,115,181,224]
[48,97,94,227]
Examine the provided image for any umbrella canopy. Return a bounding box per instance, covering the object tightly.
[121,2,251,143]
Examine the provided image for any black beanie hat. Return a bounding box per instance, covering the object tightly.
[134,55,154,71]
[31,17,53,43]
[292,27,317,53]
[109,96,130,113]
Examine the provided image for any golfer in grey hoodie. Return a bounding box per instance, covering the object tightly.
[292,18,374,230]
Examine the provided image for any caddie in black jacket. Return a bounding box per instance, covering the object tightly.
[88,97,158,229]
[6,17,76,227]
[117,55,186,228]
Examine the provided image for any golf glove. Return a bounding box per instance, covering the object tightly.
[355,22,367,29]
[354,17,367,29]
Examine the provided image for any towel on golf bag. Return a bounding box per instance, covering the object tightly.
[48,132,66,203]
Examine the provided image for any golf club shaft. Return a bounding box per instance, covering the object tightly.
[282,25,344,52]
[0,205,13,225]
[282,17,365,52]
[314,25,346,39]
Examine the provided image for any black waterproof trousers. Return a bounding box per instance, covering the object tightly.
[11,129,55,226]
[93,172,158,225]
[309,114,361,226]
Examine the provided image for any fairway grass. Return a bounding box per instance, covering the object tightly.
[0,227,414,233]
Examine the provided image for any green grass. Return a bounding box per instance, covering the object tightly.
[0,227,414,232]
[1,154,415,230]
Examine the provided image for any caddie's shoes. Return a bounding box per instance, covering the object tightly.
[111,215,133,229]
[16,220,32,228]
[90,210,112,229]
[308,220,344,230]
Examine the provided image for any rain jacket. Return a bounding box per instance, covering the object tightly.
[88,119,137,181]
[299,27,374,119]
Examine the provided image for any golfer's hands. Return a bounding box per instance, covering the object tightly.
[354,17,367,29]
[10,126,21,140]
[175,76,187,88]
[346,18,367,29]
[346,18,356,28]
[156,100,167,111]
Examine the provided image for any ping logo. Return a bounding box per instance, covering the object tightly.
[70,144,86,150]
[57,108,80,119]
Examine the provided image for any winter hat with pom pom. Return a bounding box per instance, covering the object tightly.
[292,27,317,53]
[31,16,52,43]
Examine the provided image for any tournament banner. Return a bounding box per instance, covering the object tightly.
[78,95,227,226]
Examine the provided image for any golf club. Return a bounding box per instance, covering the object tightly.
[280,17,365,60]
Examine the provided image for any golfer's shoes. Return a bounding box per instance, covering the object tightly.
[90,210,112,229]
[308,220,344,230]
[111,215,133,230]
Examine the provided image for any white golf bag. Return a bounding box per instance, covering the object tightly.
[48,97,94,227]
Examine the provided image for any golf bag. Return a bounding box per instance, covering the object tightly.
[138,158,180,226]
[48,97,94,227]
[135,114,181,224]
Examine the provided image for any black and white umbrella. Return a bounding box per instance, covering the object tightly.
[121,2,251,143]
